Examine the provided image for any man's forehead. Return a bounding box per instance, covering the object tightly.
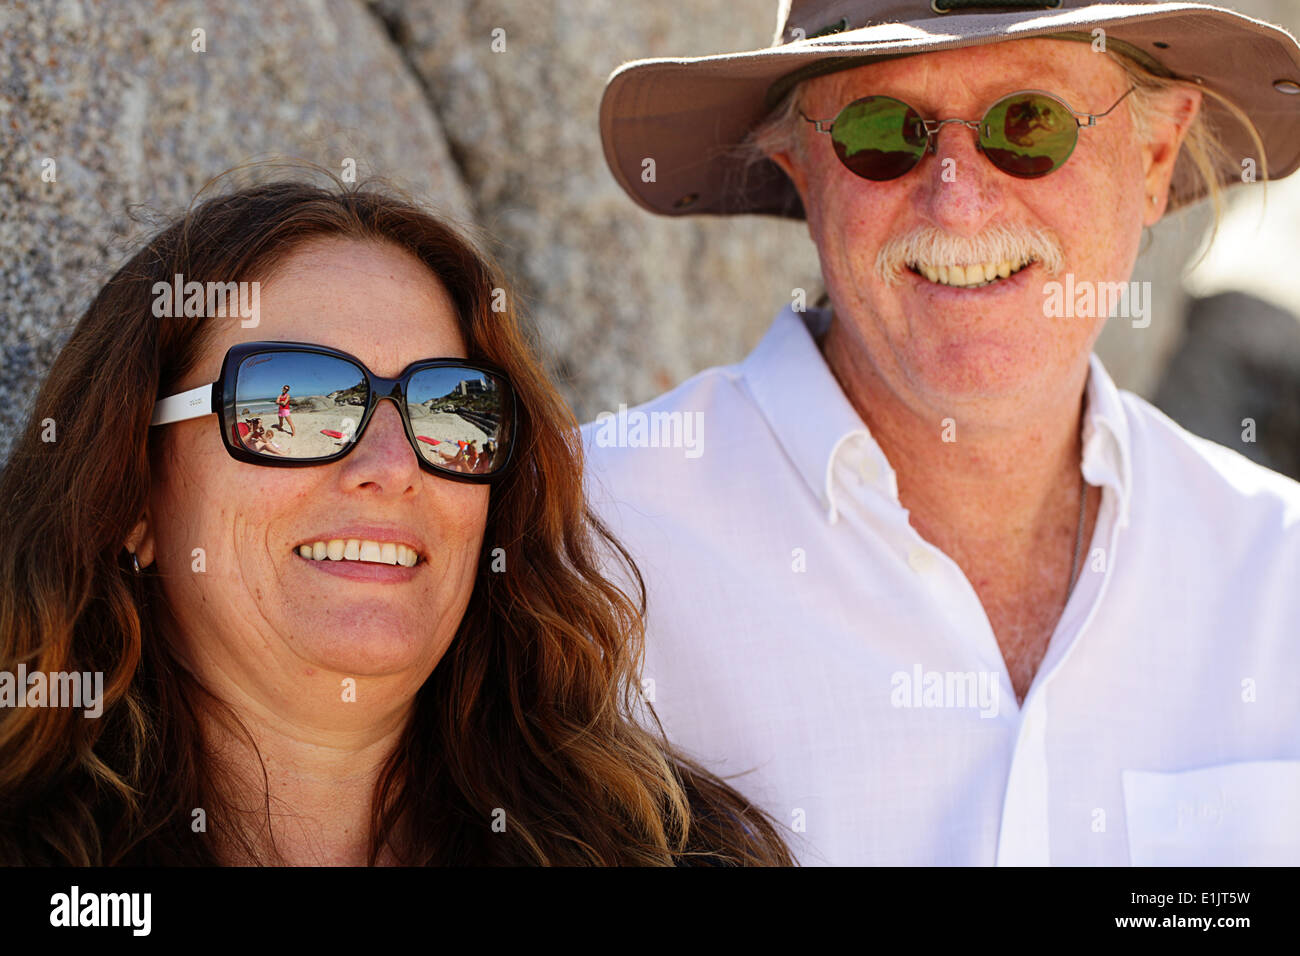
[811,38,1121,106]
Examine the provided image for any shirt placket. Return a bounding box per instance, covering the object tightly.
[994,476,1125,865]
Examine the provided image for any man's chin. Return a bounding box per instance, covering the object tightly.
[911,340,1042,397]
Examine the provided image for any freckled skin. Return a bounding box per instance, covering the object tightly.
[769,39,1198,702]
[119,238,494,863]
[782,38,1162,427]
[142,239,487,709]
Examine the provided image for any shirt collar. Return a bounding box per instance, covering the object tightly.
[1080,351,1134,527]
[740,304,872,523]
[742,305,1135,526]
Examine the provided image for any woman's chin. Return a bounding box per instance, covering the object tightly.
[286,622,447,680]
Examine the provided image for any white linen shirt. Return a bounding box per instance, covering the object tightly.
[581,304,1300,866]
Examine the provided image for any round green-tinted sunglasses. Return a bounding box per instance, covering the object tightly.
[801,86,1136,181]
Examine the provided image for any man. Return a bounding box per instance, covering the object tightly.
[582,0,1300,865]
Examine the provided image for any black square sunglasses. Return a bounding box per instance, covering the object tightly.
[150,341,516,483]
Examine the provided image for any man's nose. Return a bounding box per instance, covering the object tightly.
[917,120,1004,232]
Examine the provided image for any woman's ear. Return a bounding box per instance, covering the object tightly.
[124,513,156,569]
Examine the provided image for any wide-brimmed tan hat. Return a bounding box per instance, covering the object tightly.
[599,0,1300,219]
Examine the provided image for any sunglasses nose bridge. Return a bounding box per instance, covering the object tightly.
[362,373,403,408]
[348,387,423,465]
[923,118,987,164]
[924,117,982,151]
[356,378,410,437]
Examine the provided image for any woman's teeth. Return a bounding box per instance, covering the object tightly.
[296,539,420,567]
[912,258,1032,288]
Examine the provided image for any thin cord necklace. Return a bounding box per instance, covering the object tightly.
[824,300,1091,599]
[1067,473,1088,598]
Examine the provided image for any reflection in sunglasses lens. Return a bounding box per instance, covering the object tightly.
[980,93,1076,178]
[407,366,508,475]
[833,96,928,181]
[234,352,366,460]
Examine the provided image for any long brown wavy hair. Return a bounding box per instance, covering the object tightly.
[0,169,794,866]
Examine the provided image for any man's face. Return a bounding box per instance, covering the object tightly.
[774,39,1192,421]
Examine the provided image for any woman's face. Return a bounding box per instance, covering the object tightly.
[144,238,489,711]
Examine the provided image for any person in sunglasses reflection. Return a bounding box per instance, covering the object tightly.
[0,174,794,867]
[585,0,1300,866]
[275,385,296,438]
[247,418,286,455]
[433,439,473,472]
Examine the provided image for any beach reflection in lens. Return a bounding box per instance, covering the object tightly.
[832,96,927,181]
[981,92,1075,178]
[406,366,506,475]
[234,352,367,460]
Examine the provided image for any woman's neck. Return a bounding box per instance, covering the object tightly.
[197,685,412,866]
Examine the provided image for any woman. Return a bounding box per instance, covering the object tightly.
[275,385,296,437]
[434,439,471,472]
[0,174,794,866]
[245,418,286,455]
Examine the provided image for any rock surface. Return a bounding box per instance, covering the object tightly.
[1155,291,1300,480]
[365,0,821,424]
[0,0,471,462]
[2,0,1297,473]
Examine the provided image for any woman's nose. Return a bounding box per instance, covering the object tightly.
[338,399,421,493]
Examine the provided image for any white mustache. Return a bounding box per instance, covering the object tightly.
[875,224,1065,286]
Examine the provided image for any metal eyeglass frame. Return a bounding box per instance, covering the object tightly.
[800,86,1137,173]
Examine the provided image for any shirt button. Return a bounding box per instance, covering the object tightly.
[908,546,935,574]
[857,456,881,484]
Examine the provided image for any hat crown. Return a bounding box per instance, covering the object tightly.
[775,0,864,45]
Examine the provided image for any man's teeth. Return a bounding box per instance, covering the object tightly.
[914,258,1031,288]
[296,539,419,567]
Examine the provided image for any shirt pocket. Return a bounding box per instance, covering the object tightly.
[1123,761,1300,865]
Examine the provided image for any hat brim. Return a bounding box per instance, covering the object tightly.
[599,3,1300,218]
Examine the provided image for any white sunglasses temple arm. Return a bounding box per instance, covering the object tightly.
[151,382,215,426]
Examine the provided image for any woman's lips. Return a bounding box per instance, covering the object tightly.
[297,538,420,567]
[293,550,422,583]
[291,527,428,583]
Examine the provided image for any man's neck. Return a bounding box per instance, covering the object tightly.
[819,315,1097,703]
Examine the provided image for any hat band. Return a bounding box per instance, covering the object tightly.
[931,0,1062,12]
